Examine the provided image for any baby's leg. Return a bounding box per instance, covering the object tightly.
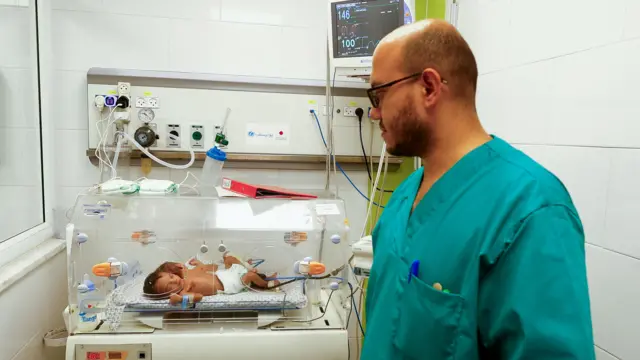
[242,272,280,289]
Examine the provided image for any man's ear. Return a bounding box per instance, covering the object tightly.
[421,69,443,103]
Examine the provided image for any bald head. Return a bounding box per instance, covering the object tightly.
[378,19,478,101]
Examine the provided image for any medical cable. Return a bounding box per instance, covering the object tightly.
[360,142,388,238]
[311,110,385,208]
[356,109,392,194]
[111,134,124,179]
[95,106,120,178]
[372,154,389,234]
[118,132,195,170]
[347,282,366,336]
[291,290,335,323]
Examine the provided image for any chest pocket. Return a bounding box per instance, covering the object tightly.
[391,251,466,360]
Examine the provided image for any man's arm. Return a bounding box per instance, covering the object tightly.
[478,205,595,359]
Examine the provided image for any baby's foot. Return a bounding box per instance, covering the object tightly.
[267,274,280,291]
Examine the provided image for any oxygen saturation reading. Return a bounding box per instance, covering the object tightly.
[332,0,404,58]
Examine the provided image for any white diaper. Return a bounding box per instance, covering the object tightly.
[215,264,248,294]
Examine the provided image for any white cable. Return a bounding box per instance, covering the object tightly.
[360,142,387,238]
[110,134,123,179]
[97,106,118,167]
[374,154,388,225]
[118,132,195,170]
[94,106,119,179]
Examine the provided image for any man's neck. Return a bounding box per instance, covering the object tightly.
[420,113,490,183]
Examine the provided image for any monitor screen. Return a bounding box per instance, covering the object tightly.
[331,0,405,59]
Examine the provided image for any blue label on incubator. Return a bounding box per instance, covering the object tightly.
[79,312,97,322]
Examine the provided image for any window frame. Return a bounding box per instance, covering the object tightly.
[0,0,55,268]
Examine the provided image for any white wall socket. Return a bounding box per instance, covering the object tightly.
[343,106,358,117]
[135,96,159,109]
[135,97,146,108]
[308,103,319,114]
[147,97,159,109]
[117,82,131,96]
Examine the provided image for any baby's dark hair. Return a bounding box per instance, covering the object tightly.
[142,262,176,298]
[143,270,162,295]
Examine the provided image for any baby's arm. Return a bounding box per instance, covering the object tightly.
[169,292,204,306]
[188,258,218,272]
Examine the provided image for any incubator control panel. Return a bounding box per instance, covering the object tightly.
[76,344,151,360]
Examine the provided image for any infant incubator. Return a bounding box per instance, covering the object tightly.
[65,192,352,360]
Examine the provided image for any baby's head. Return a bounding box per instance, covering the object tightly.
[143,262,185,298]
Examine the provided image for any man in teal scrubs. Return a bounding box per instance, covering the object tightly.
[361,19,594,360]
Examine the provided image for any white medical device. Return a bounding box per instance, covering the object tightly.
[351,235,373,277]
[328,0,411,78]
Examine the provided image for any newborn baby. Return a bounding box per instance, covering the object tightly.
[143,253,279,306]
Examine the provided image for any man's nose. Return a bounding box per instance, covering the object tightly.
[370,107,381,120]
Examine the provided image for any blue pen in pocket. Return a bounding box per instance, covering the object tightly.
[408,260,420,283]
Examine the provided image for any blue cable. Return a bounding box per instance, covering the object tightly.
[348,282,366,336]
[311,110,384,208]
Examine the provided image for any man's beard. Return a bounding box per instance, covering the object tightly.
[384,102,430,157]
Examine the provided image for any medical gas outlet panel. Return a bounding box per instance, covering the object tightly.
[87,82,383,157]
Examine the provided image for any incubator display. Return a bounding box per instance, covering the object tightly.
[65,193,351,336]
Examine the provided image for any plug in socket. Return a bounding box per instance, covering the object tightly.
[343,106,358,117]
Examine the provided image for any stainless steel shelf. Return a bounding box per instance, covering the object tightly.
[86,149,403,172]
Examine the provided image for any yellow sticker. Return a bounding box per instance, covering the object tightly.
[348,101,358,106]
[308,100,317,104]
[107,90,117,95]
[143,91,153,96]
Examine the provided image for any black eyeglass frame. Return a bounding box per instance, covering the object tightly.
[367,72,448,108]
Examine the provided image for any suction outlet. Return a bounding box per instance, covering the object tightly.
[167,124,181,148]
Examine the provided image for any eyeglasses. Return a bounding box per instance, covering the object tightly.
[367,73,448,108]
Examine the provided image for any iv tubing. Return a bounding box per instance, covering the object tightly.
[118,132,195,170]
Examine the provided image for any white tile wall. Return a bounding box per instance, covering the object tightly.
[0,252,67,360]
[587,245,640,360]
[459,0,640,358]
[623,0,640,40]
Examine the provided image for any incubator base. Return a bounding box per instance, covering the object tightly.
[66,328,348,360]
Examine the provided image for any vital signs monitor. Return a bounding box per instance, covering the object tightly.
[328,0,410,76]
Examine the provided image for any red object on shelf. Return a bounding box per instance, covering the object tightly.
[221,178,317,199]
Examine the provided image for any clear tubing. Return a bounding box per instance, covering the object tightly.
[118,132,195,170]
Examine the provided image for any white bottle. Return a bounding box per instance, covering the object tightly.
[76,277,99,332]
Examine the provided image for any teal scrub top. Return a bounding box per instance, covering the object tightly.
[361,137,594,360]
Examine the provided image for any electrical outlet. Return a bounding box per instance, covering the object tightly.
[167,124,181,148]
[190,125,204,149]
[147,97,159,109]
[343,106,358,117]
[135,97,147,108]
[117,82,131,96]
[308,103,319,114]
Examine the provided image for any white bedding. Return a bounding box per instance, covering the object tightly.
[109,277,308,312]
